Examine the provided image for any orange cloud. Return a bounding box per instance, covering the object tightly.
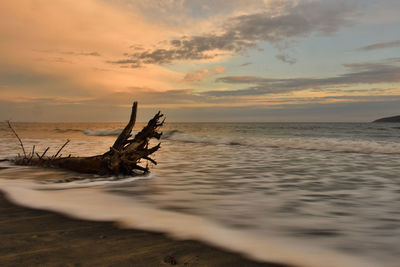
[183,66,226,82]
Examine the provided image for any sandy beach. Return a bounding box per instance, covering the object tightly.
[0,192,288,267]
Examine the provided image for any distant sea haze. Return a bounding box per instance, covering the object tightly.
[1,122,400,267]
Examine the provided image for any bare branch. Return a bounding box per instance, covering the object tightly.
[40,147,50,159]
[143,156,157,165]
[28,145,36,162]
[113,102,137,150]
[53,139,70,159]
[6,121,26,158]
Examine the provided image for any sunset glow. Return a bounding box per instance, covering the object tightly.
[1,0,399,121]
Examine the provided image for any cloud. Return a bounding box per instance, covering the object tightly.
[224,1,355,41]
[110,34,240,66]
[37,50,102,57]
[0,0,190,114]
[215,65,226,74]
[239,62,252,67]
[182,66,226,82]
[208,59,400,96]
[1,0,398,123]
[107,59,141,68]
[183,69,210,82]
[3,87,400,122]
[116,0,267,25]
[51,51,102,57]
[359,40,400,51]
[275,53,296,64]
[75,51,101,56]
[0,66,96,99]
[85,88,204,106]
[110,1,357,67]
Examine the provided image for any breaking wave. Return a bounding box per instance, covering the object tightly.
[163,130,400,155]
[81,129,123,136]
[0,177,378,267]
[80,129,181,138]
[54,128,82,133]
[58,126,400,154]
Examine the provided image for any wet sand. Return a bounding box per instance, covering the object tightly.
[0,193,289,267]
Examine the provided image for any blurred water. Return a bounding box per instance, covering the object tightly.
[0,122,399,267]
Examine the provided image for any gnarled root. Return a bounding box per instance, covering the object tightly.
[10,102,164,176]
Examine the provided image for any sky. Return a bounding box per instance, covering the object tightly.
[0,0,399,122]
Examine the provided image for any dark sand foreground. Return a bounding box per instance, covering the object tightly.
[0,193,289,267]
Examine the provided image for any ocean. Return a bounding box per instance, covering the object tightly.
[0,122,399,267]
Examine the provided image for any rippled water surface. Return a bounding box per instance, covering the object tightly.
[0,122,399,267]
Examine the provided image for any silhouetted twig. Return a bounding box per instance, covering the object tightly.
[6,121,26,158]
[53,139,70,159]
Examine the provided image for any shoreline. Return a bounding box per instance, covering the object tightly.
[0,192,289,267]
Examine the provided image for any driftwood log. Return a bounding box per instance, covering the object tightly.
[9,102,164,176]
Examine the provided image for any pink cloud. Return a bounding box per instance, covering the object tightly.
[183,66,226,82]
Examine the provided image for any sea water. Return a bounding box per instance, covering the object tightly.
[0,122,399,267]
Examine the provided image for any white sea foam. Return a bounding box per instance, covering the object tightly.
[38,174,154,189]
[81,129,123,136]
[0,178,382,267]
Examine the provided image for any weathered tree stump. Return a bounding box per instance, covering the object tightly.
[9,102,164,176]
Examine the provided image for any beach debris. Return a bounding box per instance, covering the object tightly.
[7,102,164,176]
[163,255,177,265]
[6,120,26,158]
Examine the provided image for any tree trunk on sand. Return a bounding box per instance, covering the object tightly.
[10,102,164,176]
